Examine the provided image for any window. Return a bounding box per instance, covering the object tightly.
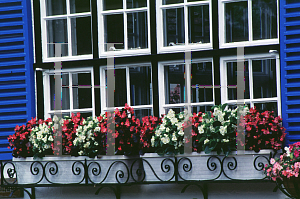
[219,0,278,48]
[40,0,93,62]
[157,0,212,53]
[43,68,95,119]
[158,59,214,115]
[220,53,281,115]
[100,64,153,119]
[98,0,150,57]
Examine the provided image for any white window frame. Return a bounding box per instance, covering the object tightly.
[220,53,281,115]
[218,0,279,49]
[40,0,93,62]
[156,0,213,54]
[158,58,215,115]
[99,63,153,114]
[97,0,151,58]
[43,67,95,119]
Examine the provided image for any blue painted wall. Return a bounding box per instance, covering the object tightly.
[0,0,35,160]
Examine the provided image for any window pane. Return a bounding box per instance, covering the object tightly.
[106,69,127,107]
[71,17,92,55]
[254,102,277,116]
[163,8,185,47]
[47,19,68,57]
[77,112,92,119]
[50,113,70,118]
[130,66,152,106]
[103,0,123,10]
[134,109,152,120]
[253,59,277,99]
[127,12,148,49]
[225,1,248,43]
[192,105,212,114]
[163,0,183,5]
[227,61,249,100]
[127,0,147,8]
[50,74,70,110]
[191,62,213,103]
[72,73,92,109]
[165,64,185,104]
[46,0,66,16]
[252,0,277,40]
[104,15,124,50]
[188,5,210,44]
[70,0,90,13]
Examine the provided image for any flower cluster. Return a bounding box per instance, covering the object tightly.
[194,104,242,156]
[265,142,300,181]
[73,115,106,157]
[29,117,54,158]
[151,109,190,155]
[240,107,286,152]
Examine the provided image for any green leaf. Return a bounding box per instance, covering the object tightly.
[205,145,211,154]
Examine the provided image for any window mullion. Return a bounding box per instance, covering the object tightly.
[66,0,72,56]
[69,72,74,112]
[124,12,128,50]
[126,67,131,106]
[184,4,188,46]
[248,0,253,42]
[248,59,254,108]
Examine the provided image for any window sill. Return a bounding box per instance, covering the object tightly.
[42,54,93,63]
[219,39,279,49]
[158,44,213,54]
[99,49,151,58]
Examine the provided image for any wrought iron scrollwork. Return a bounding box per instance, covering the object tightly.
[2,161,17,185]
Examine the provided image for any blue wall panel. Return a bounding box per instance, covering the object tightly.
[280,0,300,145]
[0,0,35,160]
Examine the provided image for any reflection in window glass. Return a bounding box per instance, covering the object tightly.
[163,8,185,47]
[127,12,148,49]
[72,73,92,109]
[191,62,213,103]
[103,0,123,10]
[130,66,152,106]
[254,102,278,116]
[70,0,90,13]
[106,69,127,107]
[252,0,277,40]
[188,5,210,44]
[163,0,183,5]
[71,17,92,56]
[46,0,66,16]
[47,19,68,57]
[252,59,277,99]
[104,15,124,50]
[165,64,185,104]
[50,74,70,110]
[227,61,249,100]
[134,109,152,120]
[127,0,147,8]
[225,1,248,43]
[192,105,212,113]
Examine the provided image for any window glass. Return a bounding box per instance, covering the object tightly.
[165,64,185,104]
[192,105,212,113]
[163,0,184,5]
[188,5,210,44]
[103,0,123,10]
[163,8,185,47]
[252,0,277,40]
[225,1,248,43]
[71,17,92,56]
[72,73,92,109]
[252,59,277,99]
[106,69,127,107]
[46,0,66,16]
[191,62,213,103]
[50,74,70,110]
[254,102,278,116]
[227,61,250,100]
[104,14,124,51]
[130,66,152,106]
[165,107,185,114]
[127,0,147,8]
[127,12,148,49]
[70,0,90,13]
[47,19,68,57]
[134,109,152,120]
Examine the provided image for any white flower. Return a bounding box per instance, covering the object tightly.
[179,114,184,119]
[48,135,53,142]
[285,146,291,156]
[95,127,101,132]
[178,141,183,147]
[166,127,170,133]
[161,136,170,144]
[222,139,229,143]
[53,124,59,130]
[78,150,84,156]
[219,126,227,136]
[83,142,90,148]
[198,125,204,134]
[155,130,161,137]
[94,142,98,146]
[204,139,209,145]
[170,117,178,125]
[53,115,59,122]
[210,125,215,133]
[151,136,155,147]
[172,133,177,141]
[42,135,47,143]
[178,129,184,136]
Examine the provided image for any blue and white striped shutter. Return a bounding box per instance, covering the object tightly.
[280,0,300,145]
[0,0,35,160]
